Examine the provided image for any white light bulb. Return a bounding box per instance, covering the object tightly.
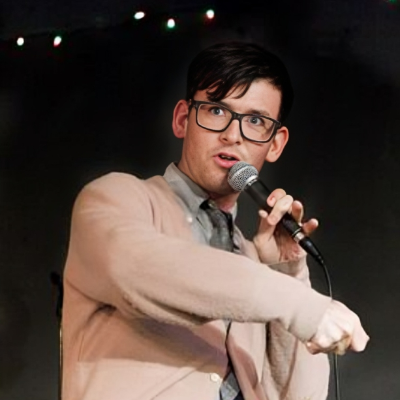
[167,18,176,28]
[134,11,145,20]
[54,36,62,47]
[206,10,215,19]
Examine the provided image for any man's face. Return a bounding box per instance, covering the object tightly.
[173,79,288,200]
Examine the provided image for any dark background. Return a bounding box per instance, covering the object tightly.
[0,0,399,399]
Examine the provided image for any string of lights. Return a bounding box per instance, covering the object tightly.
[12,7,216,49]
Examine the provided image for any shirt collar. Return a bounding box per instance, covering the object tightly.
[163,162,238,219]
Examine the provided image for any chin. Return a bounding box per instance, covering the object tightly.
[206,182,236,197]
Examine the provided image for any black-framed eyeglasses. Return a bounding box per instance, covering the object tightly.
[189,100,281,143]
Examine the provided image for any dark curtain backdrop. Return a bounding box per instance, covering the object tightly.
[0,1,399,399]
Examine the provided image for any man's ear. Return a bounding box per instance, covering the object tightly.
[172,100,189,139]
[265,126,289,162]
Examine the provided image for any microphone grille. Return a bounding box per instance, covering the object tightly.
[228,162,259,192]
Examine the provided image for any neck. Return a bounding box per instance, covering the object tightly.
[207,192,239,213]
[174,161,239,213]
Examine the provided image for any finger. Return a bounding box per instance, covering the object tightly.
[301,218,319,235]
[257,209,276,240]
[310,318,346,349]
[290,200,304,223]
[334,336,352,355]
[305,341,321,355]
[267,188,286,208]
[307,338,349,355]
[305,340,339,355]
[267,194,294,226]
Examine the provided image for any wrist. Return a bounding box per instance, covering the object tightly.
[268,256,310,284]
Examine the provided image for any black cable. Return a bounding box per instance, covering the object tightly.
[307,247,341,400]
[50,272,63,400]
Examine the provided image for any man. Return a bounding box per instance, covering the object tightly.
[62,42,369,400]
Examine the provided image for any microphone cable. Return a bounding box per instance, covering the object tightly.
[308,248,342,400]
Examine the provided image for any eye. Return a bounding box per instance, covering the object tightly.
[210,107,225,116]
[248,116,263,125]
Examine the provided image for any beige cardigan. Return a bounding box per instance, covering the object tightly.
[62,172,331,400]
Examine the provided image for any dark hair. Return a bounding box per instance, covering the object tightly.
[186,42,294,122]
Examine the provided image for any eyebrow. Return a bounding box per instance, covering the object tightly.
[216,100,272,118]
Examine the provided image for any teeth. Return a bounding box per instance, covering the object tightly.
[220,155,235,160]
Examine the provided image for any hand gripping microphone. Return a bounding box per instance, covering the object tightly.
[227,161,324,264]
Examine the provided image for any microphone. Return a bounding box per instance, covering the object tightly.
[228,161,324,264]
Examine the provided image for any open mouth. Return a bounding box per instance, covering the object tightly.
[218,154,238,161]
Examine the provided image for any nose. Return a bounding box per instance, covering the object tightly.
[219,119,243,145]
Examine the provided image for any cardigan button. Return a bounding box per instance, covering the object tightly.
[210,373,222,383]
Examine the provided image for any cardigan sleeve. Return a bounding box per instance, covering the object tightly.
[64,172,331,342]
